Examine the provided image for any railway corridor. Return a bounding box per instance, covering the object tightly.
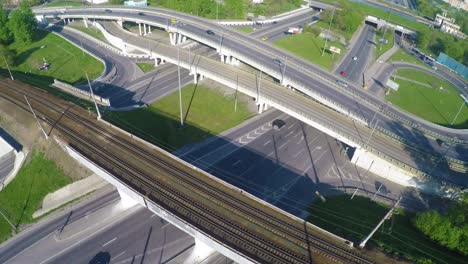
[0,79,386,264]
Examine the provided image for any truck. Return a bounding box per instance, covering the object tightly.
[287,27,303,34]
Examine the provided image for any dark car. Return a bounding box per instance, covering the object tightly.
[105,9,112,13]
[272,21,278,24]
[138,12,145,16]
[336,80,348,88]
[206,30,215,35]
[272,119,286,130]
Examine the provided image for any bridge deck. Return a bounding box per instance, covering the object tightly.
[100,21,467,185]
[0,79,383,263]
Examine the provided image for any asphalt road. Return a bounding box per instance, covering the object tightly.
[181,109,445,217]
[335,25,376,85]
[0,188,120,263]
[36,8,468,164]
[1,187,220,264]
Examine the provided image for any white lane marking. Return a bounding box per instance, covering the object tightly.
[293,149,304,158]
[111,251,126,261]
[278,140,290,150]
[39,206,139,264]
[263,140,271,146]
[232,160,241,166]
[102,237,117,247]
[296,136,304,144]
[285,130,294,138]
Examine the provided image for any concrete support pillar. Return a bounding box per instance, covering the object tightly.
[154,58,159,66]
[117,19,123,28]
[193,73,199,84]
[177,33,182,45]
[199,74,204,80]
[138,23,142,35]
[117,188,138,207]
[169,33,176,45]
[148,25,151,33]
[182,36,187,42]
[143,24,147,35]
[220,54,225,63]
[257,102,266,114]
[83,18,88,28]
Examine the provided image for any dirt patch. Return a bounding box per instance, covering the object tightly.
[0,97,90,181]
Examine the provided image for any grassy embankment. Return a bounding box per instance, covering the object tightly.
[106,84,254,151]
[274,33,346,70]
[385,69,468,128]
[0,152,71,243]
[308,195,468,263]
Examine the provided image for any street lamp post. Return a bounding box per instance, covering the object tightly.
[321,8,335,56]
[177,24,184,127]
[2,53,14,80]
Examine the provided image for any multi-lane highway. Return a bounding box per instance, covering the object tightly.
[335,25,376,84]
[34,7,468,173]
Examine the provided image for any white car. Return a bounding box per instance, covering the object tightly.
[352,56,358,61]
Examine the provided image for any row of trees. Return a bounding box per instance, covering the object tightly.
[413,194,468,256]
[320,1,363,37]
[0,2,37,45]
[416,28,468,65]
[0,2,37,68]
[149,0,245,19]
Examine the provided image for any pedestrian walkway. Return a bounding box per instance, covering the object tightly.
[393,76,433,88]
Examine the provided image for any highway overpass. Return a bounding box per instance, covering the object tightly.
[36,6,467,190]
[0,79,381,264]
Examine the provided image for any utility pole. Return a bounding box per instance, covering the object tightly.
[256,70,262,102]
[177,24,184,127]
[359,197,401,248]
[85,73,101,120]
[2,53,14,80]
[219,32,224,54]
[235,75,238,112]
[321,7,335,56]
[24,96,48,140]
[365,119,379,146]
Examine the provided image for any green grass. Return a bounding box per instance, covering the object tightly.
[274,33,346,70]
[46,1,84,7]
[69,25,109,44]
[237,27,255,33]
[386,69,468,128]
[312,20,354,42]
[106,84,253,151]
[388,49,426,67]
[136,63,155,73]
[0,151,72,243]
[7,30,104,86]
[307,195,468,263]
[374,29,395,60]
[319,0,428,32]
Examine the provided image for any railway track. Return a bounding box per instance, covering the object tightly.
[0,79,375,264]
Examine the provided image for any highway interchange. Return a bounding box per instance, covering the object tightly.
[35,7,468,173]
[1,4,466,264]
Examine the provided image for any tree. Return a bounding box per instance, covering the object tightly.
[416,29,431,48]
[8,1,38,45]
[0,5,12,44]
[0,44,16,68]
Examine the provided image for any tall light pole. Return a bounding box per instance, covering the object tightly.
[321,7,335,56]
[177,24,184,127]
[24,95,48,140]
[2,53,14,80]
[85,73,101,120]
